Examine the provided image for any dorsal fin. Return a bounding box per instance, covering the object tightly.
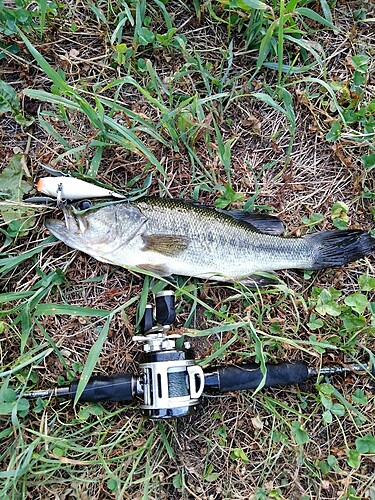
[170,198,285,235]
[219,209,285,235]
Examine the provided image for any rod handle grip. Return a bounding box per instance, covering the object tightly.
[70,373,135,402]
[208,362,309,392]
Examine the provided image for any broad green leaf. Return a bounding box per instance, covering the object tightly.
[355,434,375,454]
[326,121,341,142]
[351,55,369,71]
[330,403,345,416]
[361,153,375,170]
[321,395,332,409]
[344,293,368,315]
[172,472,183,489]
[0,291,35,303]
[307,314,324,330]
[301,213,324,227]
[136,27,154,46]
[358,274,375,291]
[346,449,360,469]
[341,312,366,332]
[331,201,349,223]
[256,20,277,69]
[319,383,335,396]
[0,80,19,113]
[263,62,317,74]
[352,390,368,405]
[285,0,299,13]
[0,155,35,236]
[315,289,343,316]
[317,459,330,474]
[0,155,32,218]
[0,389,29,417]
[327,455,339,472]
[291,421,310,445]
[235,0,270,10]
[214,183,244,209]
[204,463,220,482]
[0,428,13,440]
[107,478,120,492]
[322,410,332,423]
[319,0,333,23]
[230,448,249,463]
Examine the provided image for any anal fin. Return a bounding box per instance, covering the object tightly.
[240,272,279,287]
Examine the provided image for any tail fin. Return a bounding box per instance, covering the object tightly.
[308,230,374,270]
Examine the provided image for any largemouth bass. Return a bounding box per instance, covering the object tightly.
[46,197,374,283]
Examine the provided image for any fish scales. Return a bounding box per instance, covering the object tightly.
[134,198,312,279]
[45,197,375,282]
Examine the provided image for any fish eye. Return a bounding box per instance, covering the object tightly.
[78,200,92,210]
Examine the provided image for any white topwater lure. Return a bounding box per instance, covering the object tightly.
[36,176,126,202]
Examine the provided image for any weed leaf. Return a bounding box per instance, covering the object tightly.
[73,317,111,405]
[0,80,33,126]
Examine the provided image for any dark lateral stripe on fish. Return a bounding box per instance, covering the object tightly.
[309,230,375,269]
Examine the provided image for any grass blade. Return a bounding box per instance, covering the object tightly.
[0,236,56,276]
[17,30,72,92]
[73,316,111,405]
[295,7,337,30]
[34,303,111,317]
[0,347,53,378]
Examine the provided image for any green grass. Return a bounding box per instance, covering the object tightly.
[0,0,374,498]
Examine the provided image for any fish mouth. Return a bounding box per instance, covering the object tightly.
[45,207,88,246]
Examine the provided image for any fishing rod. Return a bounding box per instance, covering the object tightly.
[24,291,374,419]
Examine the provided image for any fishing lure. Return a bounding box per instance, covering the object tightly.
[36,176,126,202]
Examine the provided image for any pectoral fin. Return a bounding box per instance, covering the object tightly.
[142,234,189,256]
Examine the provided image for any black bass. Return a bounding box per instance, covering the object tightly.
[45,198,374,283]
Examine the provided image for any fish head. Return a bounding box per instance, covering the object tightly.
[45,201,146,258]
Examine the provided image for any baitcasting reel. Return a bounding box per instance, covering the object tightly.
[133,291,204,418]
